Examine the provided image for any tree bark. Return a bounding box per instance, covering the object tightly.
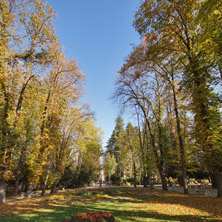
[210,174,217,189]
[0,181,7,204]
[41,168,50,196]
[146,117,168,191]
[50,181,58,194]
[136,111,147,188]
[25,184,33,199]
[143,176,148,188]
[171,76,189,194]
[14,148,25,195]
[41,154,51,196]
[16,75,34,116]
[133,159,137,188]
[143,109,168,191]
[14,177,20,196]
[216,173,222,197]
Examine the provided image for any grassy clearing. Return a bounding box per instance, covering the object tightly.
[0,187,222,221]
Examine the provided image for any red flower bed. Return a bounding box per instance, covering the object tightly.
[64,212,116,222]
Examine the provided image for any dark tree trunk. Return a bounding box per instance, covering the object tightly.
[39,90,51,158]
[22,182,26,192]
[50,181,57,194]
[14,145,26,195]
[133,160,137,188]
[216,173,222,197]
[25,184,33,199]
[150,177,154,190]
[158,165,168,191]
[16,75,34,116]
[0,181,7,204]
[14,178,20,195]
[178,175,184,187]
[136,111,147,189]
[144,111,168,191]
[132,94,168,191]
[143,176,148,188]
[210,174,217,189]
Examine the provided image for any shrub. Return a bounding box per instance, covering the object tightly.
[110,175,121,186]
[64,212,116,222]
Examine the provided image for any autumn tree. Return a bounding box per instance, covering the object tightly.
[113,62,170,191]
[0,0,101,204]
[60,117,103,188]
[0,0,57,203]
[103,153,117,184]
[134,0,222,196]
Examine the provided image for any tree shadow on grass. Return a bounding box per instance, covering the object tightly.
[0,199,218,222]
[113,187,222,219]
[1,187,222,221]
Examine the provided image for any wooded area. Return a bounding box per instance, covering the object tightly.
[0,0,103,204]
[104,0,222,197]
[1,0,222,207]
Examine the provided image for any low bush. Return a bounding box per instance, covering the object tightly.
[110,175,120,186]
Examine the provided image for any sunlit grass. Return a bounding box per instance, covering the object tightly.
[0,187,222,221]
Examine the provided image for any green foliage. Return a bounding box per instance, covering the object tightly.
[103,153,117,182]
[112,0,222,195]
[110,174,121,186]
[0,0,103,202]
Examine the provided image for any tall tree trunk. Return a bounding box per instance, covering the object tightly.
[143,176,148,188]
[210,174,217,189]
[14,177,20,196]
[133,158,137,188]
[41,154,51,196]
[0,83,9,204]
[145,113,168,191]
[171,76,189,194]
[132,92,168,191]
[136,111,147,188]
[158,165,168,190]
[25,183,33,199]
[129,145,137,188]
[178,175,184,187]
[41,167,50,196]
[0,181,7,204]
[16,75,34,116]
[14,147,26,195]
[216,173,222,197]
[144,125,153,189]
[39,90,51,158]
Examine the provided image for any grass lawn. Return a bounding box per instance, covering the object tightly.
[0,187,222,221]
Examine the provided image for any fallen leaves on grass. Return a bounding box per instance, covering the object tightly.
[0,187,222,221]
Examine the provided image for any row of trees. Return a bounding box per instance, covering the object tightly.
[0,0,102,204]
[105,0,222,197]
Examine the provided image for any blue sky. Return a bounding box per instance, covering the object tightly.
[47,0,141,148]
